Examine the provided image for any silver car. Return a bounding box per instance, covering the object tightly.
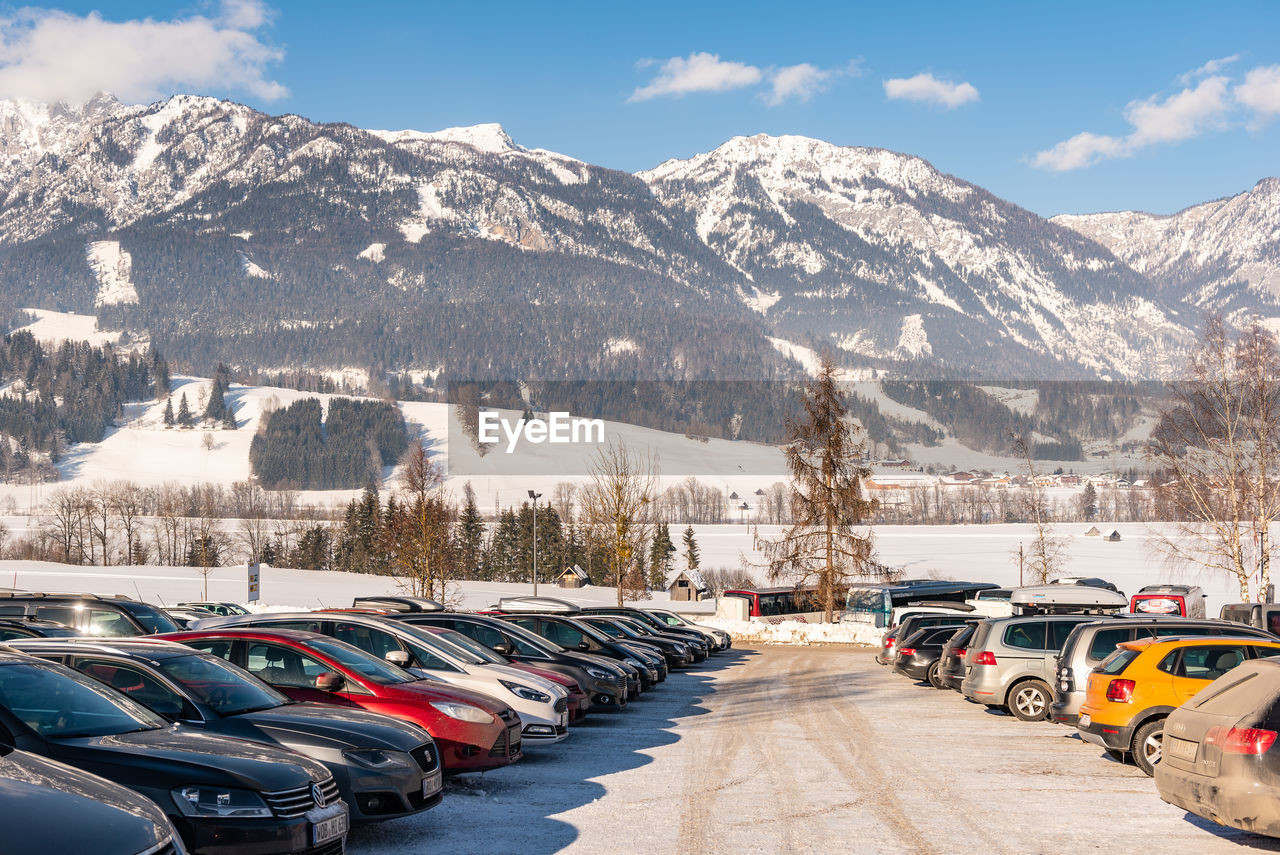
[961,614,1114,721]
[1049,618,1279,725]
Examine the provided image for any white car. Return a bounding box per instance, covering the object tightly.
[646,609,732,650]
[189,612,571,743]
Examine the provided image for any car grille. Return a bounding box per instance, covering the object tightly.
[553,697,568,713]
[263,777,341,818]
[615,676,626,692]
[408,788,444,810]
[488,724,523,758]
[410,743,439,774]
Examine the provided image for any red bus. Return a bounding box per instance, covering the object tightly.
[721,587,824,620]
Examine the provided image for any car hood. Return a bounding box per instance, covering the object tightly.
[225,702,432,752]
[392,678,515,716]
[0,749,169,853]
[54,724,330,791]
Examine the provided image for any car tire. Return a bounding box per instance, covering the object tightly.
[1133,719,1165,776]
[1009,680,1052,722]
[926,661,945,689]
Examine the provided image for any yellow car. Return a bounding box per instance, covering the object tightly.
[1077,635,1280,775]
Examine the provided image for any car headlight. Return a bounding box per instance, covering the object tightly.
[172,786,272,818]
[675,643,690,655]
[500,680,551,704]
[429,701,495,724]
[585,667,613,680]
[343,748,414,770]
[624,658,643,668]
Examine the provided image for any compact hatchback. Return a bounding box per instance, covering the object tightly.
[1077,636,1280,774]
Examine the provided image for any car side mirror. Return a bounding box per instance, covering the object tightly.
[493,641,514,656]
[315,672,344,692]
[577,641,591,652]
[384,650,410,666]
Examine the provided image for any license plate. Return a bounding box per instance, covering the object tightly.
[1078,714,1091,728]
[422,770,442,796]
[1167,736,1199,762]
[312,812,348,845]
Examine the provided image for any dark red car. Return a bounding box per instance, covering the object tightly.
[162,628,523,773]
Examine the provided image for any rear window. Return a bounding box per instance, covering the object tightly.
[1222,605,1257,625]
[1087,628,1134,662]
[1269,613,1280,636]
[1097,647,1141,675]
[1004,622,1046,650]
[924,627,961,645]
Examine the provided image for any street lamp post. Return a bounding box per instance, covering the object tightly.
[529,490,543,595]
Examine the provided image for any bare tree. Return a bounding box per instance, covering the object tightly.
[388,441,456,600]
[551,481,577,525]
[580,441,658,605]
[1011,434,1068,584]
[109,482,149,565]
[42,489,85,564]
[1148,318,1280,601]
[760,355,884,622]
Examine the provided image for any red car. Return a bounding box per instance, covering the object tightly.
[162,628,523,773]
[414,624,591,723]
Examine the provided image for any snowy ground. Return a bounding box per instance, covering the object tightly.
[348,646,1269,855]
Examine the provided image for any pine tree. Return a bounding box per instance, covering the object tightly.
[682,526,700,572]
[177,392,193,427]
[221,406,238,430]
[162,398,174,427]
[457,483,484,580]
[649,522,675,589]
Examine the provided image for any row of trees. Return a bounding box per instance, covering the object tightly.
[248,397,408,489]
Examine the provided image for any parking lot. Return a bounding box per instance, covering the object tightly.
[348,645,1279,855]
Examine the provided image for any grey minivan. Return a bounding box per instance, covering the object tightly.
[961,614,1118,721]
[1049,618,1279,725]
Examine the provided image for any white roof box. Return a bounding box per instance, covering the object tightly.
[1010,585,1129,613]
[495,596,582,614]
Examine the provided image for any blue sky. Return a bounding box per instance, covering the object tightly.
[4,0,1279,216]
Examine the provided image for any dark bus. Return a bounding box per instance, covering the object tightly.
[842,579,999,628]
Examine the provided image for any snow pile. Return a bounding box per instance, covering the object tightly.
[86,240,139,306]
[700,616,880,646]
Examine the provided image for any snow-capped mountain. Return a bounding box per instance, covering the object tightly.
[1053,178,1280,321]
[0,92,1239,382]
[641,134,1190,378]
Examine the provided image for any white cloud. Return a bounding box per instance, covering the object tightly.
[1237,64,1280,119]
[764,59,861,106]
[0,1,286,104]
[1032,75,1233,171]
[1178,54,1240,84]
[629,52,762,102]
[883,73,979,109]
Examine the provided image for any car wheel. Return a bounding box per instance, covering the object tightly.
[1010,680,1051,722]
[927,661,945,689]
[1133,719,1165,776]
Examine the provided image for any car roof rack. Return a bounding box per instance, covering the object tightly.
[494,596,582,614]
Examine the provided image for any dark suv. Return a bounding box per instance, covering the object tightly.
[0,651,349,855]
[10,637,443,822]
[0,592,180,636]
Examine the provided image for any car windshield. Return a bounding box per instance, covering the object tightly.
[568,620,613,645]
[428,628,508,664]
[0,662,166,738]
[652,610,688,626]
[157,654,288,716]
[617,619,657,636]
[305,637,415,685]
[393,624,486,665]
[116,602,180,634]
[587,619,625,638]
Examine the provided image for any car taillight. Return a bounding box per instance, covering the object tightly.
[1206,726,1278,754]
[884,637,896,649]
[975,651,996,666]
[1105,679,1135,703]
[898,647,916,657]
[954,648,966,658]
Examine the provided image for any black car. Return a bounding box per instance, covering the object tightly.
[178,602,251,617]
[0,745,183,854]
[579,615,688,669]
[9,637,443,823]
[0,617,81,640]
[580,607,712,659]
[880,612,984,666]
[892,624,968,687]
[0,651,348,855]
[0,592,180,636]
[495,614,647,697]
[352,597,444,613]
[939,623,980,691]
[389,613,629,710]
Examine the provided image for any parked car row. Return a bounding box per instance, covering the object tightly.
[0,590,730,854]
[880,581,1280,837]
